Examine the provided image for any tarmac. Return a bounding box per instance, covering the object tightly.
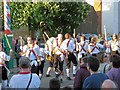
[8,60,74,88]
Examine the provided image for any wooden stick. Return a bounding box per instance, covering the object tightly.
[44,32,49,39]
[42,33,47,42]
[4,34,11,49]
[104,25,107,41]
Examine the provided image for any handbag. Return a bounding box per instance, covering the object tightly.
[26,73,32,90]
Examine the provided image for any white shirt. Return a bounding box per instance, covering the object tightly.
[23,44,41,60]
[110,40,119,51]
[88,43,104,54]
[9,73,41,88]
[53,39,63,55]
[39,47,45,61]
[76,41,88,54]
[0,51,10,66]
[60,39,75,52]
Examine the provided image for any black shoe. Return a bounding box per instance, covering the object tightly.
[66,77,71,80]
[73,74,76,77]
[56,74,60,78]
[46,74,51,77]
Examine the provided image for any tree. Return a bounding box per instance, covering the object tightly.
[10,2,90,37]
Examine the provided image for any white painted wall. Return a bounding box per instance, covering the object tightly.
[102,0,120,35]
[85,0,94,6]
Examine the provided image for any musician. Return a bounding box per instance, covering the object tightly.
[53,34,65,81]
[0,42,13,88]
[76,35,88,62]
[22,37,41,75]
[60,33,77,80]
[88,37,104,56]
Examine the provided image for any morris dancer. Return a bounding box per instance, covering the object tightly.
[88,37,104,56]
[110,34,119,55]
[0,42,13,88]
[22,37,41,75]
[76,35,88,62]
[60,33,77,80]
[38,44,45,79]
[45,37,55,77]
[104,41,111,57]
[53,34,65,82]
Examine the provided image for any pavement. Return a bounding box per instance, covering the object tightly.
[9,60,75,88]
[9,67,19,74]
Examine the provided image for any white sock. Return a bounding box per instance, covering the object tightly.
[66,69,70,77]
[2,80,8,88]
[55,72,59,74]
[73,66,77,75]
[39,74,42,77]
[60,75,63,79]
[46,67,52,75]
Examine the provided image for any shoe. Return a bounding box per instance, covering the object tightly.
[66,77,71,80]
[73,74,75,77]
[56,74,60,78]
[46,74,51,77]
[39,74,43,79]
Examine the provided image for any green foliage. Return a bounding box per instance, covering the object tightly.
[10,2,90,36]
[0,2,2,18]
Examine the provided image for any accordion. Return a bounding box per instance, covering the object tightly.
[46,54,54,62]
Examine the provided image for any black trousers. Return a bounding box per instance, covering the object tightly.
[31,64,38,75]
[66,53,77,69]
[38,60,45,74]
[2,66,8,80]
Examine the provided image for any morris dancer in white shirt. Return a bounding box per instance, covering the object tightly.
[38,44,45,79]
[76,35,88,62]
[88,37,104,56]
[0,42,12,88]
[60,33,77,80]
[53,34,65,82]
[104,41,111,57]
[22,37,41,75]
[45,37,55,77]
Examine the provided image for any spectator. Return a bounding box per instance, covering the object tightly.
[107,33,112,41]
[49,78,60,90]
[62,86,72,90]
[74,56,90,90]
[82,56,108,89]
[97,34,102,43]
[15,38,21,67]
[97,52,111,73]
[106,54,120,89]
[9,56,41,89]
[101,79,118,89]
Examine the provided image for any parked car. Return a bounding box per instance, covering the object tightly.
[83,33,98,43]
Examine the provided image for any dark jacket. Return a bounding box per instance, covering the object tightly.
[74,64,90,90]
